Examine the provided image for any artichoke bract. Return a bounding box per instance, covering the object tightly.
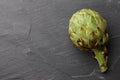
[69,9,109,73]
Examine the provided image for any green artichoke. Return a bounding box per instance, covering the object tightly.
[68,9,109,73]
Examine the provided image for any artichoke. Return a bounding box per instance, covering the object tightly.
[68,9,109,73]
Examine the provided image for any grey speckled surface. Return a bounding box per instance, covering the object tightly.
[0,0,120,80]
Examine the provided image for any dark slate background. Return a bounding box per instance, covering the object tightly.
[0,0,120,80]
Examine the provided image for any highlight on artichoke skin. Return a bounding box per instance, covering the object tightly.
[68,9,109,73]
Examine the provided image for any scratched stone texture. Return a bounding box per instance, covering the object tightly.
[0,0,120,80]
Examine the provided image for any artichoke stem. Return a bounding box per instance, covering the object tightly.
[93,49,108,73]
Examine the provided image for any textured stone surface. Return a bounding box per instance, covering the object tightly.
[0,0,120,80]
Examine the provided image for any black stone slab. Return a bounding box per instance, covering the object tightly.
[0,0,120,80]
